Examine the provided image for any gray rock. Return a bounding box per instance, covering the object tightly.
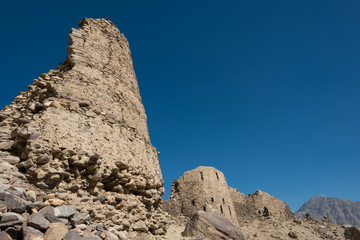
[183,210,246,240]
[95,195,106,203]
[81,236,102,240]
[60,217,69,225]
[28,212,50,231]
[63,230,82,240]
[0,200,7,212]
[54,205,77,218]
[1,154,20,164]
[45,214,62,223]
[12,172,27,180]
[14,187,26,195]
[27,201,47,210]
[22,225,44,240]
[0,183,10,192]
[70,213,91,226]
[0,220,23,228]
[0,192,26,213]
[39,205,55,217]
[1,212,25,222]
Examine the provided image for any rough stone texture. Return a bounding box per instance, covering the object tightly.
[23,225,44,240]
[236,189,294,222]
[162,166,293,228]
[44,222,69,240]
[28,212,50,231]
[54,205,77,218]
[0,17,166,233]
[344,226,360,240]
[182,210,245,240]
[0,192,26,213]
[0,17,355,240]
[162,166,239,226]
[0,232,12,240]
[296,195,360,227]
[63,230,82,240]
[1,212,25,222]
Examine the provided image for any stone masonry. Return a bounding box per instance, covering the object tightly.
[162,166,294,229]
[0,18,166,234]
[162,166,240,227]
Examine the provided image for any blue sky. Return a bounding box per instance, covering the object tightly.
[1,1,359,211]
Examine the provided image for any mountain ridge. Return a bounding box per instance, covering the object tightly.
[296,195,360,227]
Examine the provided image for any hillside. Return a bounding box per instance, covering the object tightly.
[296,196,360,227]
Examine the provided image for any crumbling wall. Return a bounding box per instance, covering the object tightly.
[162,166,294,229]
[0,18,166,234]
[248,190,294,221]
[162,166,240,227]
[230,188,294,224]
[229,188,258,224]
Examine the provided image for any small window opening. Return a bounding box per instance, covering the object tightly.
[192,200,195,206]
[211,197,214,202]
[228,206,232,215]
[200,172,204,180]
[203,206,206,211]
[220,205,223,214]
[222,198,225,204]
[216,172,219,180]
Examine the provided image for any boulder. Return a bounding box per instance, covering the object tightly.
[54,205,77,218]
[44,222,69,240]
[183,210,245,240]
[22,225,44,240]
[1,212,25,223]
[0,192,26,213]
[344,226,360,240]
[25,190,37,202]
[28,212,50,231]
[63,230,82,240]
[132,220,147,232]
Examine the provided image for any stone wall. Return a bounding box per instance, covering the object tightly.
[0,18,166,234]
[230,188,294,224]
[162,166,240,227]
[162,166,294,228]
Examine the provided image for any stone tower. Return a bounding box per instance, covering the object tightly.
[162,166,294,228]
[0,18,166,233]
[162,166,240,226]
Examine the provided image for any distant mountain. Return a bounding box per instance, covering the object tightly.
[296,196,360,227]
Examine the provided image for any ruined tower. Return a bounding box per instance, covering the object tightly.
[0,18,166,233]
[162,166,294,228]
[162,166,240,226]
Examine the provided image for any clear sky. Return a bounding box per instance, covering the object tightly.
[1,1,359,211]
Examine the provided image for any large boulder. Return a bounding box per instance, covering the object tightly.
[344,226,360,240]
[183,210,245,240]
